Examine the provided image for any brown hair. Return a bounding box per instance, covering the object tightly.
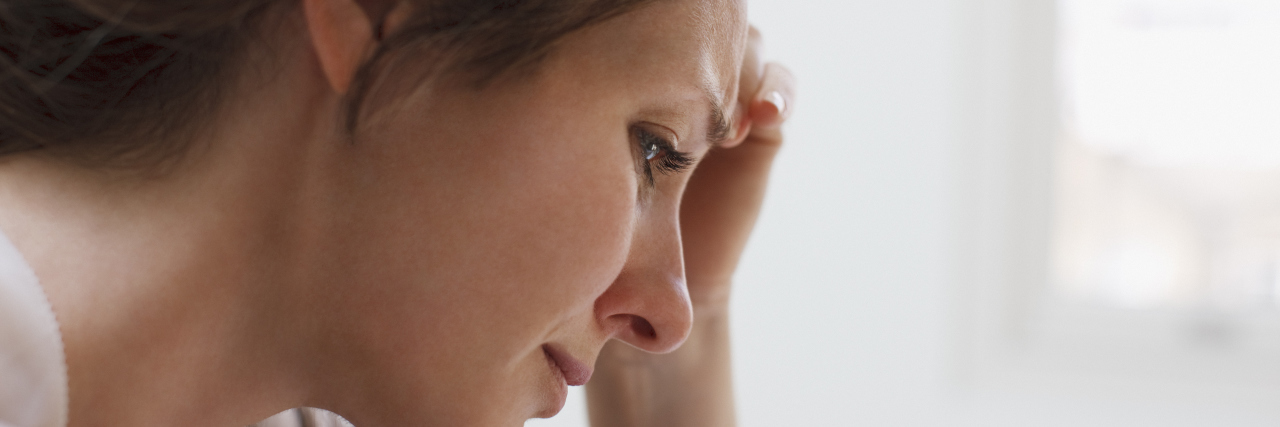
[0,0,653,168]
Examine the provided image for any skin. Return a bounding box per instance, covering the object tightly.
[0,0,794,426]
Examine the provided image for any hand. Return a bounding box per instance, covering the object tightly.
[680,27,795,311]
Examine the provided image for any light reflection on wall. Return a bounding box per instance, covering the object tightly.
[1053,0,1280,310]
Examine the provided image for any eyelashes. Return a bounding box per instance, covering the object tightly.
[634,126,694,186]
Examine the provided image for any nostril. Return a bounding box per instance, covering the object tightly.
[629,315,656,340]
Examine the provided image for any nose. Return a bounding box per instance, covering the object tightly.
[593,217,694,354]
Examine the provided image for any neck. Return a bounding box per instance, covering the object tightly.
[0,41,353,426]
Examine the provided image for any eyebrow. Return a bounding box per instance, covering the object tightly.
[704,88,733,146]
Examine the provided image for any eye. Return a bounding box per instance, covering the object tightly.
[633,127,695,186]
[643,142,662,160]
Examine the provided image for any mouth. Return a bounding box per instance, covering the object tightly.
[542,344,592,386]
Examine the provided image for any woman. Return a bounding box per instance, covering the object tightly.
[0,0,794,425]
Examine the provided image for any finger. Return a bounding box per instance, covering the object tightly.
[736,62,795,148]
[749,62,795,131]
[723,27,765,149]
[737,26,765,111]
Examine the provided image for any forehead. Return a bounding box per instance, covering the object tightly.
[640,0,749,105]
[557,0,749,108]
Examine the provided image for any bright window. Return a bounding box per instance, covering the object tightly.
[1053,0,1280,310]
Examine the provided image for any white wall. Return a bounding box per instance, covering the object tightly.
[729,0,960,425]
[530,1,1280,426]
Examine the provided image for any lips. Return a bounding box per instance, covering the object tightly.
[542,344,592,386]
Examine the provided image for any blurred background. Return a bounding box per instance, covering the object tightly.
[530,0,1280,425]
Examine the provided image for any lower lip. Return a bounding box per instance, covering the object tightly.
[540,347,570,417]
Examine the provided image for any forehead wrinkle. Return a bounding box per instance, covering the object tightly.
[688,0,745,147]
[703,84,732,145]
[696,50,735,146]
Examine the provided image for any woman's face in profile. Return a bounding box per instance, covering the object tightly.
[324,0,749,424]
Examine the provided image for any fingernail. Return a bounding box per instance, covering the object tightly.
[763,90,786,115]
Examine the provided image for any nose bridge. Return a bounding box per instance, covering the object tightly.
[593,210,694,354]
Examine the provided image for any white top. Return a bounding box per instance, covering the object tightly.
[0,230,352,427]
[0,231,68,427]
[254,408,355,427]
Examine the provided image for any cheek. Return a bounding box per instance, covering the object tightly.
[496,149,637,315]
[338,73,643,421]
[464,124,638,317]
[348,91,638,359]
